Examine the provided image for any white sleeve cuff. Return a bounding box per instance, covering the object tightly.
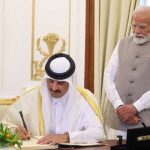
[68,131,81,143]
[113,100,124,110]
[133,101,145,112]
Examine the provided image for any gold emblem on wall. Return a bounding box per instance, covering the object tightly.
[32,33,66,80]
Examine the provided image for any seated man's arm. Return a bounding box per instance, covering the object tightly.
[37,101,105,144]
[37,132,69,145]
[2,104,20,129]
[68,102,106,144]
[2,97,32,140]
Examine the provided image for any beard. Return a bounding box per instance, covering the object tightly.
[133,33,150,44]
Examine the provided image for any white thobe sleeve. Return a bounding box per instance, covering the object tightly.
[68,103,106,143]
[104,42,124,109]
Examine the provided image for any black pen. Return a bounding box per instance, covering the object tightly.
[19,111,30,140]
[141,122,147,128]
[139,115,147,128]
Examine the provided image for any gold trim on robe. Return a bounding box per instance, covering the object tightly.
[77,85,103,124]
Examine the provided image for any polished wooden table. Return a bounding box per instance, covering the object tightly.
[18,140,121,150]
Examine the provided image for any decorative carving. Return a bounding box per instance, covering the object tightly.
[32,33,66,80]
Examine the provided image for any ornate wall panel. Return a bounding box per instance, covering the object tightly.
[31,0,71,80]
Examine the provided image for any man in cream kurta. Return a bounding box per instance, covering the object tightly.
[2,53,105,144]
[104,6,150,137]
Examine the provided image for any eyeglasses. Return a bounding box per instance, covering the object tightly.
[131,24,149,31]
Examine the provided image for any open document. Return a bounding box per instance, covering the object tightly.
[16,136,58,150]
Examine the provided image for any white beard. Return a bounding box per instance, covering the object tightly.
[133,34,150,44]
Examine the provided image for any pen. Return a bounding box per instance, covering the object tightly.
[141,122,147,128]
[139,115,147,128]
[19,111,30,140]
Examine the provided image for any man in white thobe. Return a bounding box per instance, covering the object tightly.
[2,53,105,144]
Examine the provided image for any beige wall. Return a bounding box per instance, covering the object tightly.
[0,0,86,98]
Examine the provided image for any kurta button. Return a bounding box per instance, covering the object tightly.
[136,55,139,58]
[130,80,133,83]
[133,67,136,71]
[128,93,132,96]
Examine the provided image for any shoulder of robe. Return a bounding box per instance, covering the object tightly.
[16,86,40,100]
[77,85,96,102]
[77,85,103,123]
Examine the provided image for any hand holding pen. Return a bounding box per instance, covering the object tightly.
[17,111,30,140]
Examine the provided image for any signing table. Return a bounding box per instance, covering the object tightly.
[59,140,119,150]
[17,140,119,150]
